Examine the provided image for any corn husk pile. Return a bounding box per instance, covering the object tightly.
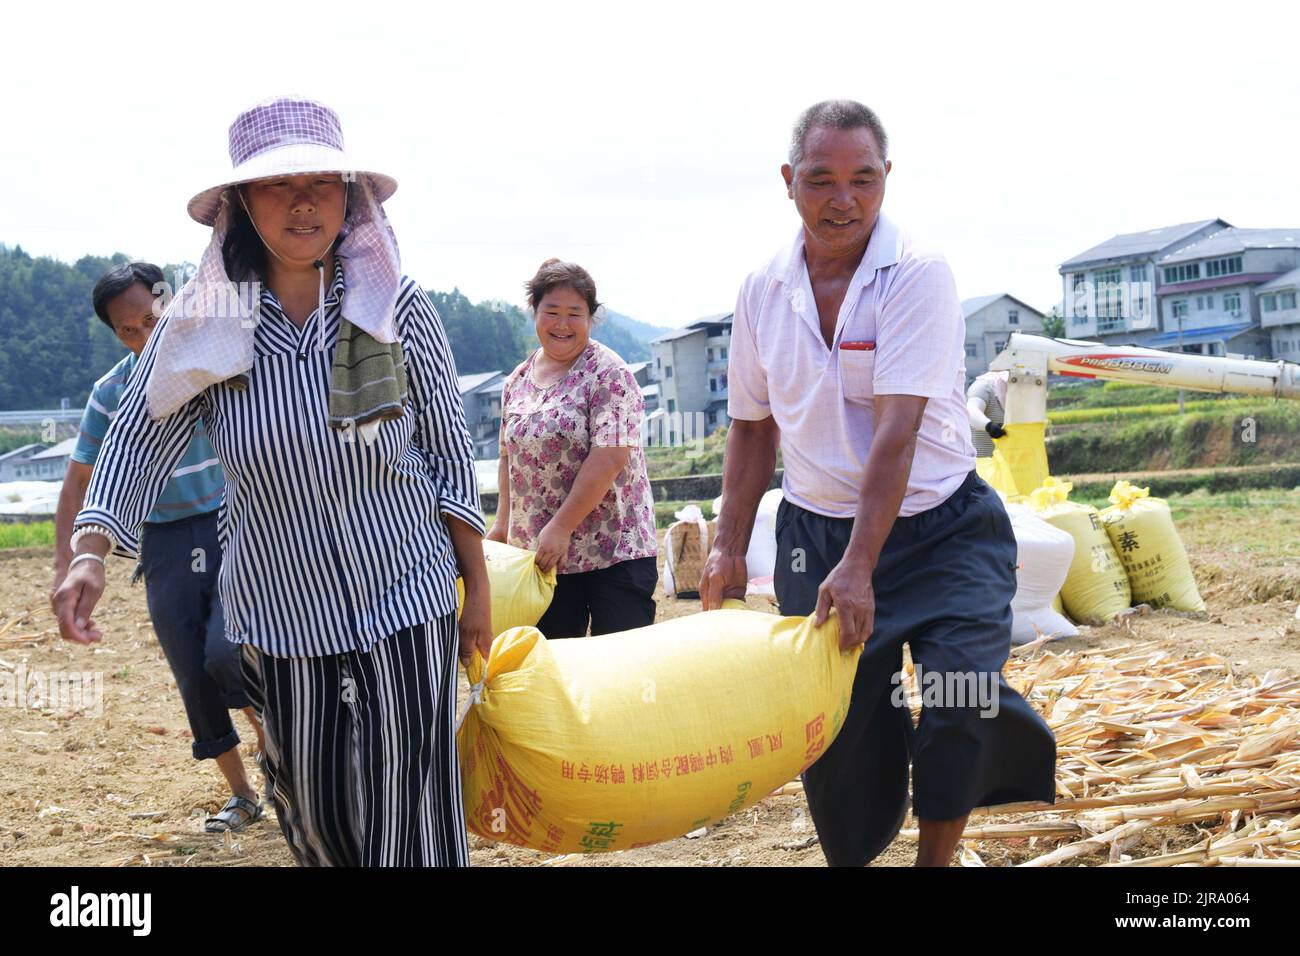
[899,638,1300,866]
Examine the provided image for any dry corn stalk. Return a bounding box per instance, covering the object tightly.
[898,639,1300,866]
[1017,820,1152,868]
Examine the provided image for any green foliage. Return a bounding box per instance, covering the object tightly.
[0,246,200,411]
[1040,307,1065,339]
[0,245,126,409]
[1060,468,1300,513]
[1049,396,1257,424]
[643,424,783,479]
[591,319,649,362]
[427,288,532,375]
[1047,402,1300,474]
[645,425,727,478]
[0,430,44,455]
[654,500,716,529]
[0,521,55,549]
[1047,380,1232,411]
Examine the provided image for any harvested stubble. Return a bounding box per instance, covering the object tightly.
[0,608,53,648]
[891,638,1300,866]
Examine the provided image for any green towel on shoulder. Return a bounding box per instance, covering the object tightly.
[328,317,409,429]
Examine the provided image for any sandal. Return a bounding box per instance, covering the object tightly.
[204,794,263,833]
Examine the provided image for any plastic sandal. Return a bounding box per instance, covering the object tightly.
[204,794,263,833]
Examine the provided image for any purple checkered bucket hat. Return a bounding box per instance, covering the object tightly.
[187,96,397,226]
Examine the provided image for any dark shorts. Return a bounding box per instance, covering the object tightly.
[536,555,658,639]
[774,471,1057,866]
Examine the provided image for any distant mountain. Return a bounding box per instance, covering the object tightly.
[443,300,660,369]
[604,310,673,345]
[591,314,652,363]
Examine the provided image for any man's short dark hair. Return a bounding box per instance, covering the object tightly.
[91,261,165,329]
[789,100,889,173]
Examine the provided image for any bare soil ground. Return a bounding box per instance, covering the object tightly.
[2,495,1297,867]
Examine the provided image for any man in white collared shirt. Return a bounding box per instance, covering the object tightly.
[702,100,1055,867]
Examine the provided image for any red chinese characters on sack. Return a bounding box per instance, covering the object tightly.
[474,753,543,846]
[539,823,566,853]
[801,712,827,772]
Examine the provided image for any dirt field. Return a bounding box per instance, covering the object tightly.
[2,494,1297,867]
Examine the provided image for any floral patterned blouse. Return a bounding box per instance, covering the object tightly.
[501,341,657,574]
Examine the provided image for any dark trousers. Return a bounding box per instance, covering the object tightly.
[240,616,467,867]
[140,510,250,760]
[774,471,1057,867]
[536,555,658,638]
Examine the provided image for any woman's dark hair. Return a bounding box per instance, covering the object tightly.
[220,179,357,282]
[220,187,268,282]
[91,261,165,328]
[525,259,602,320]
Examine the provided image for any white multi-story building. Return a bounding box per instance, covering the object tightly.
[1141,228,1300,358]
[1256,267,1300,364]
[646,313,733,447]
[1058,219,1230,345]
[1061,220,1300,359]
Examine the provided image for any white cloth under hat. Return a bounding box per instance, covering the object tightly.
[145,96,401,420]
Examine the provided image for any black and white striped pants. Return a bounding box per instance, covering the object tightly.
[240,615,468,867]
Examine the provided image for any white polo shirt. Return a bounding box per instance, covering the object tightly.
[727,214,975,519]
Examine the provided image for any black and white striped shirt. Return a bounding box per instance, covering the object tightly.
[76,261,484,658]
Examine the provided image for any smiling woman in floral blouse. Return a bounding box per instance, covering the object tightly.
[487,259,657,638]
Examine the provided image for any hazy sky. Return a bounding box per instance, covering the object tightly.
[6,0,1299,328]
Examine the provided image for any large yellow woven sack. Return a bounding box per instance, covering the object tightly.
[1100,481,1205,613]
[457,540,557,637]
[458,602,860,853]
[976,422,1049,499]
[1029,478,1131,624]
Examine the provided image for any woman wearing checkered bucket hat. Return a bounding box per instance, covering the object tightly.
[53,96,493,867]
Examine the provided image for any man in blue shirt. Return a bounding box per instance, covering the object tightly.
[51,261,265,833]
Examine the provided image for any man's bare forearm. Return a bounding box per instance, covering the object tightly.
[53,463,92,573]
[715,418,779,556]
